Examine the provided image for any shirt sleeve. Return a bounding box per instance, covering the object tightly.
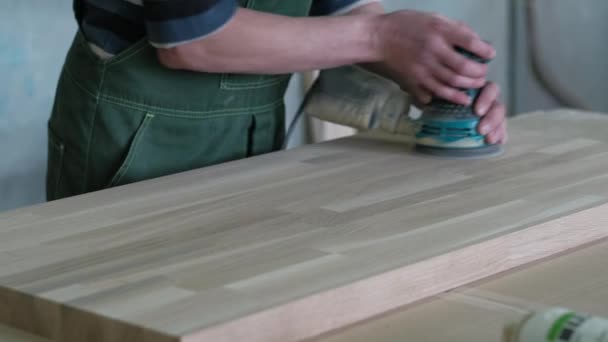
[143,0,238,48]
[310,0,381,16]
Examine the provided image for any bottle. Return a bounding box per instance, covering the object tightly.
[503,307,608,342]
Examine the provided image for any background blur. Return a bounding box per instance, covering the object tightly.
[1,0,607,211]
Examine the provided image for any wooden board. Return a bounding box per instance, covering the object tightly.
[1,110,608,342]
[4,230,608,342]
[0,325,50,342]
[317,238,608,342]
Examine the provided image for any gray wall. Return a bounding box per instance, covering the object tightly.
[513,0,608,113]
[1,0,608,212]
[0,1,76,211]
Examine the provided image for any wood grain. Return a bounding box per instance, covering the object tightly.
[1,110,608,341]
[0,324,50,342]
[316,240,608,342]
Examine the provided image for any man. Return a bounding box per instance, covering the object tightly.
[46,0,507,201]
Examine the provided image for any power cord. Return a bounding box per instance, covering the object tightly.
[282,77,318,150]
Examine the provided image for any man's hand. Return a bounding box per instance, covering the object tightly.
[374,11,496,106]
[409,81,507,144]
[474,82,508,144]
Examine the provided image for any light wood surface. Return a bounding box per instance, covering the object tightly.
[317,238,608,342]
[0,325,50,342]
[1,110,608,341]
[4,238,608,341]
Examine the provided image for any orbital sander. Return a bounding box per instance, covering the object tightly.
[414,46,503,158]
[293,47,503,159]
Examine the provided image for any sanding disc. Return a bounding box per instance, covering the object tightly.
[415,144,504,160]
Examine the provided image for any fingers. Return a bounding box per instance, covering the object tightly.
[399,78,432,107]
[429,19,493,78]
[474,82,501,116]
[474,82,508,144]
[435,43,488,78]
[419,74,470,105]
[448,21,496,60]
[392,13,498,106]
[429,58,486,89]
[478,100,506,141]
[500,125,509,144]
[411,85,432,106]
[486,119,507,145]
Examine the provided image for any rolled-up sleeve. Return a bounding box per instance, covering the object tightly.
[143,0,238,48]
[310,0,381,16]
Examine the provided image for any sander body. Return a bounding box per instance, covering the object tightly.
[298,47,503,159]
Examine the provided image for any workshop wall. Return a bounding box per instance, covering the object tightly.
[512,0,608,113]
[0,1,75,211]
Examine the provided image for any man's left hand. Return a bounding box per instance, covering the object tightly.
[474,82,508,144]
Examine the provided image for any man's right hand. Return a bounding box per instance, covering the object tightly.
[374,11,496,106]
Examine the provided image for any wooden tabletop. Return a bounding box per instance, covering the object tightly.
[5,237,608,342]
[1,110,608,342]
[0,325,49,342]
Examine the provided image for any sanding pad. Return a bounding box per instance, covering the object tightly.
[415,144,504,159]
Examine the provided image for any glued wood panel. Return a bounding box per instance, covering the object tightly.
[315,293,522,342]
[317,240,608,342]
[462,239,608,316]
[1,110,608,341]
[0,324,50,342]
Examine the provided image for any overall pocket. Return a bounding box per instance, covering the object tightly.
[106,113,155,188]
[46,125,65,201]
[105,111,255,188]
[219,73,290,90]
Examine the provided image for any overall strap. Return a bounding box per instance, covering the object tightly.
[73,0,85,25]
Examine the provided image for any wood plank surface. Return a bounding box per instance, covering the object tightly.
[1,110,608,342]
[317,239,608,342]
[0,325,50,342]
[4,236,607,341]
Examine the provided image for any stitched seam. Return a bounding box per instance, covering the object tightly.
[77,33,101,65]
[63,67,98,98]
[82,62,106,192]
[64,56,285,117]
[152,108,280,119]
[54,145,65,200]
[97,94,283,117]
[109,113,154,187]
[106,40,148,66]
[226,76,287,86]
[77,29,148,66]
[102,92,276,113]
[63,54,283,113]
[48,130,65,151]
[221,76,287,90]
[48,130,65,200]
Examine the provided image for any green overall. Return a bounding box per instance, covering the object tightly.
[46,0,313,201]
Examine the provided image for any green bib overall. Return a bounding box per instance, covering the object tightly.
[46,0,313,201]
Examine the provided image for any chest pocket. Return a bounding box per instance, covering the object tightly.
[220,0,313,90]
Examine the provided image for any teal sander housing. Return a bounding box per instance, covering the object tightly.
[415,47,503,158]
